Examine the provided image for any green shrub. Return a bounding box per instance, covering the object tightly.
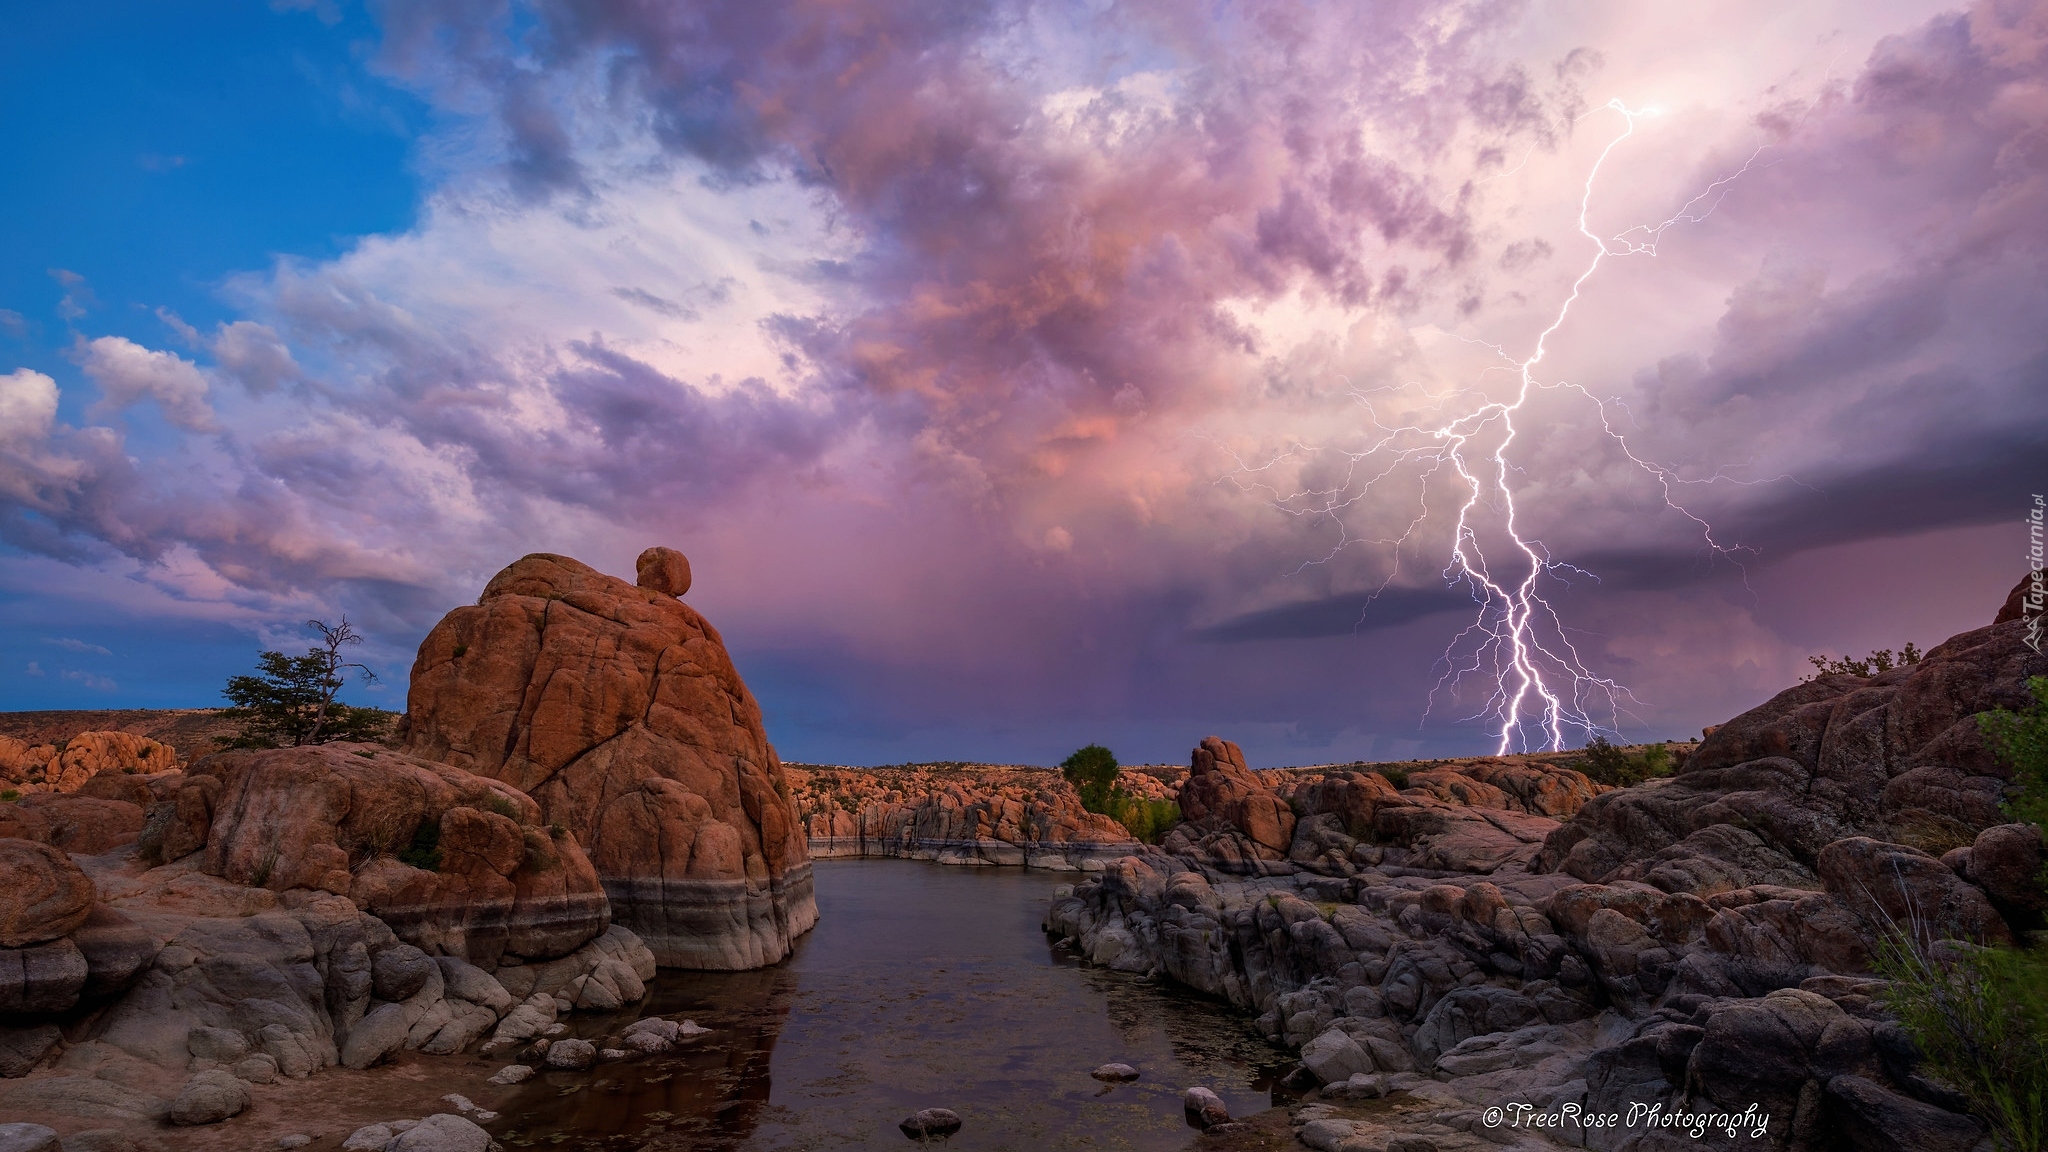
[1116,797,1182,844]
[0,789,18,803]
[1578,737,1673,787]
[1980,675,2048,842]
[1376,765,1410,789]
[398,820,443,872]
[1805,642,1923,680]
[484,793,521,821]
[1874,931,2048,1152]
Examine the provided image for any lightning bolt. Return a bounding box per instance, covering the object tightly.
[1224,99,1783,754]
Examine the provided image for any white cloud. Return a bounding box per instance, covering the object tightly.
[0,369,58,446]
[79,336,217,431]
[60,668,117,691]
[43,636,111,655]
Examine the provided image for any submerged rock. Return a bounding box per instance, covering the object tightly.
[404,550,818,970]
[898,1108,963,1139]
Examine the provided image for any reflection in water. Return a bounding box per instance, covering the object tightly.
[495,860,1287,1150]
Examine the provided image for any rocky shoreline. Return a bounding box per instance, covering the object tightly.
[1046,587,2046,1152]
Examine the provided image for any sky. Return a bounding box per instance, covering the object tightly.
[1,0,2042,768]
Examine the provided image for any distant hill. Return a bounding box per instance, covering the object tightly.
[0,709,240,761]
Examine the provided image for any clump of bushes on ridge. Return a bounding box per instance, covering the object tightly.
[1060,743,1181,845]
[1576,736,1672,788]
[1804,642,1923,681]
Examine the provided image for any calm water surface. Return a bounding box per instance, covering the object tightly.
[495,859,1288,1150]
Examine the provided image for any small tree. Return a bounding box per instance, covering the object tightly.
[1058,744,1182,844]
[220,617,393,748]
[1060,744,1121,814]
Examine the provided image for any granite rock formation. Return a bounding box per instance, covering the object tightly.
[189,743,611,968]
[1048,587,2044,1151]
[403,550,817,969]
[0,731,181,794]
[790,763,1145,869]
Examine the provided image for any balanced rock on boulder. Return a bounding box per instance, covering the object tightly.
[404,550,817,969]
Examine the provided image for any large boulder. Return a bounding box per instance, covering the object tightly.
[1163,736,1296,872]
[403,551,817,969]
[0,840,94,947]
[194,744,610,967]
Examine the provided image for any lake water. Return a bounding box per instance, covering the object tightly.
[492,859,1289,1150]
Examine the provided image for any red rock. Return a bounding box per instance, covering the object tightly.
[15,794,144,855]
[194,742,611,966]
[635,546,692,597]
[0,839,95,947]
[1171,737,1295,865]
[403,551,816,969]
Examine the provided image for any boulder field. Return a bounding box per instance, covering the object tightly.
[402,548,817,969]
[1049,583,2045,1152]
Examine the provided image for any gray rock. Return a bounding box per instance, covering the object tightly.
[1299,1027,1372,1084]
[1090,1062,1139,1081]
[1318,1072,1388,1101]
[621,1030,671,1054]
[278,1137,313,1149]
[486,1064,533,1086]
[0,1074,166,1122]
[341,1002,410,1070]
[256,1022,323,1079]
[342,1123,402,1151]
[167,1067,251,1126]
[371,945,435,1003]
[1826,1073,1986,1152]
[543,1037,596,1070]
[234,1053,281,1084]
[0,939,87,1014]
[1414,986,1542,1064]
[1183,1086,1230,1129]
[0,1124,59,1152]
[386,1113,492,1152]
[482,993,555,1052]
[187,1025,249,1064]
[898,1108,963,1138]
[417,1001,498,1056]
[72,906,159,1003]
[0,1024,61,1078]
[435,957,512,1015]
[46,1131,146,1152]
